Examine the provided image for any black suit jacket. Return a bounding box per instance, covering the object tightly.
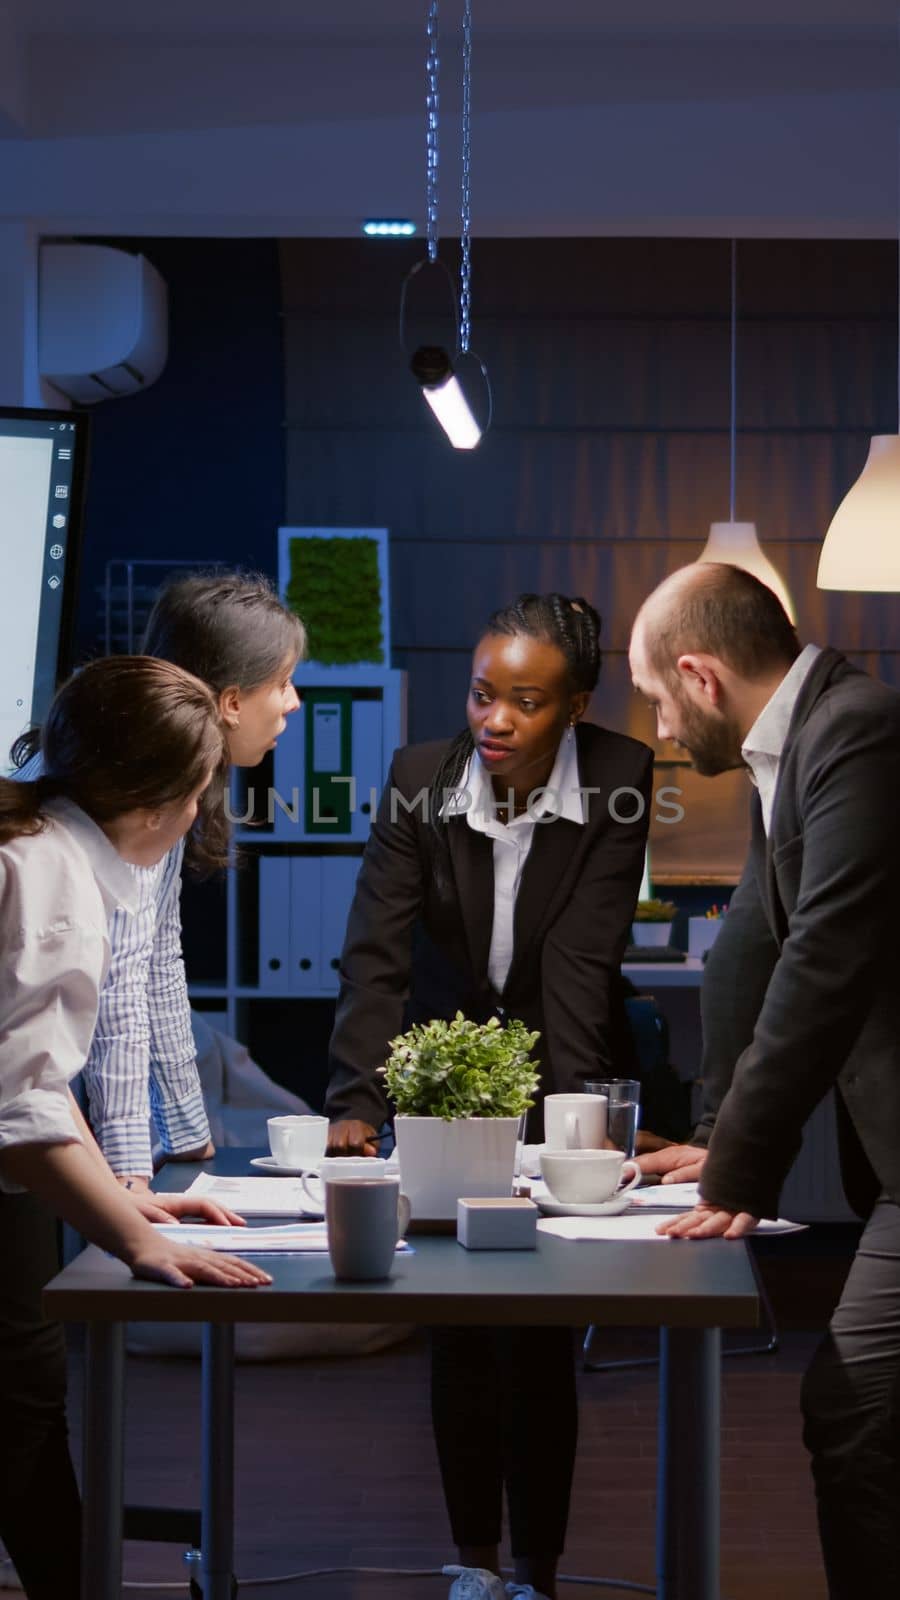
[695,648,900,1220]
[324,723,653,1133]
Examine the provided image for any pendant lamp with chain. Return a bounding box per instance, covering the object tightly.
[403,0,491,449]
[817,240,900,591]
[695,241,796,621]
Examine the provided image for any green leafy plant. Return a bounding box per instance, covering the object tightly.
[633,897,677,922]
[286,536,384,664]
[381,1012,540,1120]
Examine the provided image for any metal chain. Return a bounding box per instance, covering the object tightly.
[459,0,473,352]
[425,0,440,263]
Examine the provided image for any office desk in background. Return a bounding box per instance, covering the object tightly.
[622,956,705,988]
[45,1149,759,1600]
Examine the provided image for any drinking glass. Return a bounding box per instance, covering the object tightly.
[512,1111,529,1195]
[584,1078,641,1159]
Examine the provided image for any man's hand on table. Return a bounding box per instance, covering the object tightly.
[636,1142,709,1185]
[635,1141,758,1238]
[327,1119,380,1156]
[633,1130,675,1157]
[655,1202,759,1241]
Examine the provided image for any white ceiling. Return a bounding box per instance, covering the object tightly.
[0,1,896,238]
[9,0,896,37]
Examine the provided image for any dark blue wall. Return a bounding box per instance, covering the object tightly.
[73,237,284,657]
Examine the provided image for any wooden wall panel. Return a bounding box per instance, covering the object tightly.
[281,238,899,883]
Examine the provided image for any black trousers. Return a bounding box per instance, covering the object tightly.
[801,1197,900,1600]
[430,1325,577,1559]
[0,1191,81,1600]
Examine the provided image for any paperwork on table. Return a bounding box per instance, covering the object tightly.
[532,1178,806,1238]
[181,1172,321,1217]
[539,1211,806,1242]
[152,1222,410,1256]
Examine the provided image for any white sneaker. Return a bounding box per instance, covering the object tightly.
[443,1566,507,1600]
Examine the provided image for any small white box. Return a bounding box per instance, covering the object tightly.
[456,1197,538,1250]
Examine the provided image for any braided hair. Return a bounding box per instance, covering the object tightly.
[426,593,602,883]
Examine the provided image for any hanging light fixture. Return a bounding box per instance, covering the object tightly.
[402,0,491,450]
[817,243,900,590]
[695,241,796,621]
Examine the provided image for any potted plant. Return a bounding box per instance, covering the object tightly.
[630,897,677,948]
[381,1012,540,1222]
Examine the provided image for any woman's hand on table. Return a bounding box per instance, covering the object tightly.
[113,1176,178,1226]
[327,1119,380,1156]
[655,1202,759,1241]
[126,1241,272,1289]
[136,1192,247,1228]
[636,1142,709,1184]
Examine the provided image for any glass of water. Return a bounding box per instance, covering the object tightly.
[585,1079,641,1159]
[512,1110,529,1194]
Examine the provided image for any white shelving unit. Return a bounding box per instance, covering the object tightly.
[188,662,407,1039]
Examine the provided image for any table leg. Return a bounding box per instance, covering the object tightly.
[201,1323,235,1600]
[655,1326,721,1600]
[81,1321,125,1600]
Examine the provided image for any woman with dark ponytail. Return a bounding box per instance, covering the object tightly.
[325,594,653,1600]
[12,570,305,1192]
[0,657,271,1600]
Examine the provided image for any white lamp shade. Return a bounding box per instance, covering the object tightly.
[817,435,900,592]
[697,521,796,622]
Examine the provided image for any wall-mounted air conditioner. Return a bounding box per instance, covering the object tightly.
[38,243,168,404]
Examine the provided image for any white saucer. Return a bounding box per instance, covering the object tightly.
[536,1193,633,1218]
[250,1155,320,1177]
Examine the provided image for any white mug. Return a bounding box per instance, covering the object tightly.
[540,1149,640,1205]
[543,1092,607,1152]
[267,1114,329,1170]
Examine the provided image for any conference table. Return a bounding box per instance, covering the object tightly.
[44,1150,759,1600]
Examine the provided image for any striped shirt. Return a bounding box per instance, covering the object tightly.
[16,754,210,1175]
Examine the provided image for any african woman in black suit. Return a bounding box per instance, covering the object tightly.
[325,594,652,1600]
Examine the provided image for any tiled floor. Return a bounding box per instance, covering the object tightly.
[66,1323,829,1600]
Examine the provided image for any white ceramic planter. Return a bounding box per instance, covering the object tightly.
[394,1115,521,1222]
[688,916,723,958]
[630,921,673,948]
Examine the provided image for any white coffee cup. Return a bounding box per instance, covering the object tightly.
[540,1149,640,1205]
[267,1114,329,1170]
[543,1092,607,1152]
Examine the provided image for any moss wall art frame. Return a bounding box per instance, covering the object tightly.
[277,526,390,667]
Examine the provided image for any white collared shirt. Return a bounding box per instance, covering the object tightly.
[0,799,139,1190]
[15,752,211,1175]
[741,644,821,833]
[444,728,584,993]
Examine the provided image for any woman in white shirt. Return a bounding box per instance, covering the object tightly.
[13,571,306,1188]
[0,655,271,1600]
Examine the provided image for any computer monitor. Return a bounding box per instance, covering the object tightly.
[0,405,90,774]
